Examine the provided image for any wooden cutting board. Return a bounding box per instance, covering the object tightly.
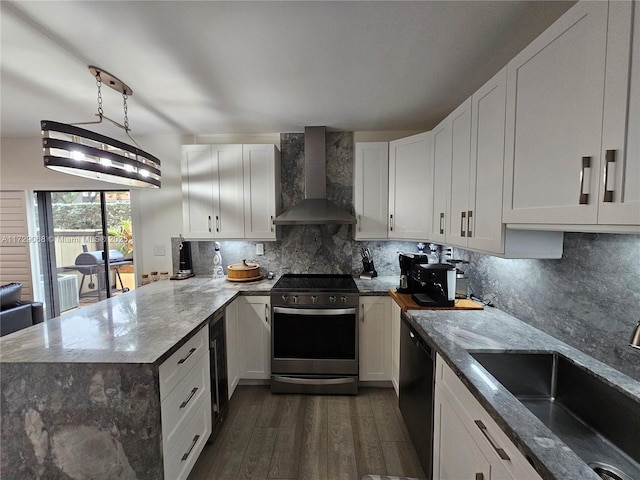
[388,289,484,312]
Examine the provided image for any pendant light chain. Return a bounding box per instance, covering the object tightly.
[123,92,130,132]
[95,72,104,118]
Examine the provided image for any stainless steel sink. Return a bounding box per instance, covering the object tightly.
[470,352,640,480]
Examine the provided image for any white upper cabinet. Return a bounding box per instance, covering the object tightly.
[354,142,389,240]
[598,1,640,226]
[243,144,281,240]
[389,131,433,240]
[212,145,245,239]
[182,144,281,240]
[445,98,473,246]
[430,118,452,244]
[503,1,639,232]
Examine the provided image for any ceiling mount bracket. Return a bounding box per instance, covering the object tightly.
[88,65,133,96]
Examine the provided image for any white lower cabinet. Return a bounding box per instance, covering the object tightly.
[159,326,211,480]
[390,299,401,396]
[359,296,392,382]
[236,296,271,380]
[434,354,541,480]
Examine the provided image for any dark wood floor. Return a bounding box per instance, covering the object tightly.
[188,385,426,480]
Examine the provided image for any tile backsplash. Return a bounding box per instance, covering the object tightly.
[174,131,640,381]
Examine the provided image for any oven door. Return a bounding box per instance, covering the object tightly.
[271,306,358,376]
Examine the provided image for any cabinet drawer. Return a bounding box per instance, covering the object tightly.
[437,355,541,479]
[159,327,208,401]
[163,391,212,480]
[161,353,210,450]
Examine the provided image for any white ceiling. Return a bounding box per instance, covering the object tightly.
[1,0,575,137]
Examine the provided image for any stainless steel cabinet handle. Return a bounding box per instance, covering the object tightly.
[212,338,220,413]
[177,347,197,365]
[270,215,274,232]
[389,214,394,232]
[460,211,466,237]
[439,212,445,235]
[264,303,269,323]
[358,215,362,232]
[181,434,200,461]
[179,387,198,408]
[215,215,220,232]
[579,156,591,205]
[474,420,510,460]
[603,149,616,203]
[361,304,365,322]
[467,210,473,237]
[208,215,212,233]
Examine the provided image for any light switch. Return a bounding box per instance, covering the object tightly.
[153,244,165,256]
[256,243,264,255]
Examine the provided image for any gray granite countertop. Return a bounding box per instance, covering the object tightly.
[353,275,397,294]
[0,276,275,365]
[405,308,640,480]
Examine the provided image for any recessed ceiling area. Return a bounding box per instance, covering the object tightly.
[1,0,575,137]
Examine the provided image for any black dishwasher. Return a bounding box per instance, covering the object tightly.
[399,313,434,479]
[208,311,228,443]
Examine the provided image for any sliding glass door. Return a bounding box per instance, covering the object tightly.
[34,191,134,319]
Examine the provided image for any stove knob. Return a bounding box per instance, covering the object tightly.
[311,295,318,304]
[329,295,337,304]
[281,295,289,303]
[341,296,348,304]
[292,295,299,304]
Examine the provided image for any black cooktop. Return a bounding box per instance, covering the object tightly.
[271,274,358,293]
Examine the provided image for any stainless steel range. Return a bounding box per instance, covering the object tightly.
[270,274,359,395]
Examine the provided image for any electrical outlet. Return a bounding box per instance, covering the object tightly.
[153,244,165,256]
[256,243,264,255]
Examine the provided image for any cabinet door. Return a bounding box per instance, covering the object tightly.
[468,68,508,253]
[447,98,473,247]
[182,145,215,239]
[212,145,245,239]
[354,142,389,240]
[236,296,271,379]
[359,296,391,382]
[430,120,451,244]
[243,144,279,240]
[390,300,401,396]
[434,387,491,480]
[599,1,640,226]
[503,1,608,224]
[389,132,433,240]
[225,300,240,398]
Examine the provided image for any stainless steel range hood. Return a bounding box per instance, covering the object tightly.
[273,126,356,225]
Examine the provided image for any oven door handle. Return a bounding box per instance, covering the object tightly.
[273,307,356,316]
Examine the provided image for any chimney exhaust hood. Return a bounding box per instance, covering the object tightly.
[272,126,356,225]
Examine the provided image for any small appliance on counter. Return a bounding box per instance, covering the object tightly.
[171,235,195,280]
[411,263,456,307]
[449,259,470,299]
[360,247,377,279]
[398,252,430,293]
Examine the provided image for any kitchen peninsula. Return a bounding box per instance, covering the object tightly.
[1,276,639,480]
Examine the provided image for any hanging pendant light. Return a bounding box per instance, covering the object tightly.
[41,66,161,188]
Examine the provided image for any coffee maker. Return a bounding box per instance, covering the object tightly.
[172,235,195,280]
[411,263,457,307]
[398,253,430,293]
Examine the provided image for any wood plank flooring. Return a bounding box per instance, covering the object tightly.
[188,385,425,480]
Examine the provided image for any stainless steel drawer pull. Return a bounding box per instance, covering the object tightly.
[181,434,200,461]
[357,215,361,232]
[579,156,591,205]
[179,387,198,408]
[467,210,473,237]
[177,347,197,365]
[439,212,445,235]
[208,215,212,233]
[603,149,616,203]
[460,211,466,237]
[215,215,220,232]
[271,215,274,232]
[389,214,394,231]
[474,420,510,460]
